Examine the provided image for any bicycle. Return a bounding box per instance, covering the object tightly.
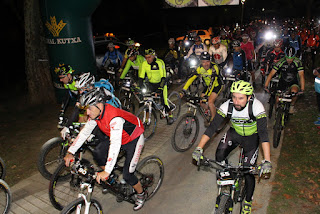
[51,152,164,211]
[273,90,301,148]
[136,84,181,141]
[0,157,12,214]
[197,150,260,214]
[222,68,250,100]
[171,94,211,152]
[266,75,279,119]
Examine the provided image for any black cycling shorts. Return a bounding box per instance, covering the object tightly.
[215,128,259,167]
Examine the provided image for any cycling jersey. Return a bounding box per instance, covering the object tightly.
[289,36,302,52]
[273,57,304,84]
[306,34,320,48]
[186,43,208,58]
[63,79,78,93]
[208,44,228,65]
[315,76,320,93]
[265,49,285,70]
[204,98,268,141]
[241,41,255,60]
[224,50,247,71]
[183,62,221,96]
[139,58,166,84]
[120,55,145,79]
[220,39,231,52]
[68,104,144,174]
[102,50,123,66]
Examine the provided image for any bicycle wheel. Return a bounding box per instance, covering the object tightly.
[0,179,11,214]
[61,197,103,214]
[38,137,69,180]
[49,162,81,210]
[273,109,283,148]
[171,113,200,152]
[136,106,157,141]
[120,96,135,114]
[168,91,181,121]
[0,157,6,180]
[214,194,232,214]
[135,156,164,200]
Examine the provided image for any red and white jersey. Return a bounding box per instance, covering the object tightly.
[208,44,227,65]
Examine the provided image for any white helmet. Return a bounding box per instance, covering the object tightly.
[79,88,111,107]
[75,72,95,89]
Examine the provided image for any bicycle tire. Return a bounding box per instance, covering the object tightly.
[136,106,157,141]
[38,137,69,180]
[171,112,200,152]
[136,156,164,200]
[61,197,103,214]
[0,179,11,214]
[273,109,283,148]
[168,91,181,121]
[120,96,135,114]
[215,194,231,214]
[49,162,80,210]
[0,157,6,180]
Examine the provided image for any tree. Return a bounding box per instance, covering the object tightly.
[24,0,55,104]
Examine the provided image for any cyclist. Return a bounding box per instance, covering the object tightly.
[186,36,208,59]
[163,38,179,70]
[120,49,145,81]
[288,30,302,59]
[120,38,138,71]
[181,51,223,122]
[64,88,146,211]
[208,37,228,66]
[101,42,123,69]
[264,47,305,114]
[138,49,174,125]
[221,40,247,79]
[220,31,231,52]
[55,64,79,125]
[305,29,320,69]
[264,39,285,75]
[241,34,256,87]
[192,80,272,214]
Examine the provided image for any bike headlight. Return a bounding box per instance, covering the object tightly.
[226,68,232,73]
[190,58,197,67]
[185,40,190,47]
[264,31,276,40]
[142,88,147,94]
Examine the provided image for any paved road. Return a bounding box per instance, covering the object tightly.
[8,72,282,214]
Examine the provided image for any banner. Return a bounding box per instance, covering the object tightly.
[164,0,239,8]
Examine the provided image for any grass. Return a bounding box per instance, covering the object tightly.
[267,77,320,213]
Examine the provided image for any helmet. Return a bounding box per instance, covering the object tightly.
[94,79,114,93]
[241,34,249,39]
[230,80,253,95]
[200,51,211,61]
[285,47,296,58]
[232,40,241,47]
[107,43,115,48]
[75,72,95,89]
[79,88,112,107]
[54,64,74,76]
[168,38,175,45]
[212,37,221,45]
[145,48,156,56]
[126,38,135,46]
[274,39,283,47]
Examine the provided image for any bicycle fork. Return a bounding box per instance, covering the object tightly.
[76,183,93,214]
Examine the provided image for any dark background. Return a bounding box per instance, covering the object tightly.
[2,0,320,91]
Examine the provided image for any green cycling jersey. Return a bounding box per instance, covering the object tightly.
[139,58,166,83]
[120,55,145,79]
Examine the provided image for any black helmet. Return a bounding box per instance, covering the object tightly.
[200,51,211,61]
[285,47,296,58]
[232,40,241,47]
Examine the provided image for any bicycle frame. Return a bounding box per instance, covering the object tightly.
[186,96,211,123]
[75,182,95,214]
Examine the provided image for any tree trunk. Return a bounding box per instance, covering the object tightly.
[24,0,55,105]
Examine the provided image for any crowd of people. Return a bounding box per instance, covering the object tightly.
[52,17,320,213]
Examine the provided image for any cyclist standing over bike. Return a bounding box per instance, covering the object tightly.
[264,39,285,75]
[192,80,272,214]
[64,88,146,211]
[305,28,319,69]
[208,37,228,66]
[288,30,302,59]
[221,40,247,76]
[241,34,256,87]
[138,48,174,125]
[101,42,123,69]
[185,36,208,59]
[264,47,305,114]
[181,51,223,122]
[120,49,145,81]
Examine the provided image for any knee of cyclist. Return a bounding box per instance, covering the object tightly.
[123,173,138,186]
